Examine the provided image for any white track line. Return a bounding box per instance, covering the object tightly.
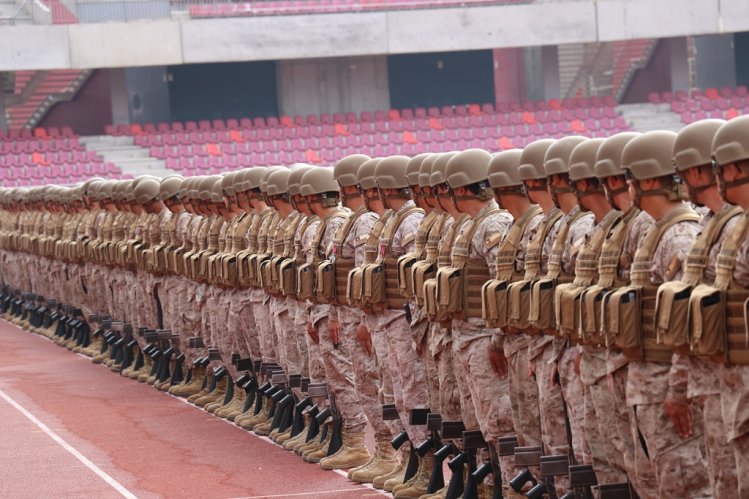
[0,388,138,499]
[230,487,376,498]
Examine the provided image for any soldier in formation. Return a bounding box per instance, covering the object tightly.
[2,115,749,499]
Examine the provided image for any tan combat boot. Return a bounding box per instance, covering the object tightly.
[350,437,400,483]
[374,448,409,490]
[217,389,246,419]
[194,377,226,407]
[170,367,205,397]
[394,450,433,498]
[303,424,332,463]
[239,400,270,430]
[320,430,371,470]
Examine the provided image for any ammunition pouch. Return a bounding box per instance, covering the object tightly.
[222,255,238,287]
[579,284,608,347]
[361,263,387,312]
[654,281,692,348]
[529,278,557,332]
[481,279,510,329]
[604,286,671,362]
[315,260,336,304]
[346,267,365,310]
[412,260,436,308]
[554,282,586,342]
[435,267,464,320]
[296,262,315,301]
[506,279,533,331]
[688,284,727,357]
[397,254,418,301]
[278,258,297,297]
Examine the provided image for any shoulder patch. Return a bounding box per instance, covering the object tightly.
[484,232,503,250]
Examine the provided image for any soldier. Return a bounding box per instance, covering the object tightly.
[533,136,594,467]
[510,140,567,474]
[436,149,514,494]
[617,131,710,497]
[557,138,626,485]
[483,149,544,455]
[710,114,749,497]
[588,131,656,497]
[662,119,740,498]
[327,155,401,479]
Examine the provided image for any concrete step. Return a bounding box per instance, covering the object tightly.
[616,103,684,133]
[80,135,134,147]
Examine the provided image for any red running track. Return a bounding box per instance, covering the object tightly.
[0,320,386,499]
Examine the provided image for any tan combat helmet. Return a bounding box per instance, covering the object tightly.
[544,136,588,206]
[419,154,439,188]
[430,152,457,188]
[243,167,267,192]
[406,153,430,187]
[260,166,285,194]
[488,149,524,189]
[159,175,184,202]
[375,155,411,198]
[288,164,315,197]
[445,149,493,201]
[594,132,640,206]
[266,169,291,198]
[712,115,749,202]
[334,154,370,188]
[134,177,162,205]
[210,175,225,203]
[622,130,680,207]
[518,139,556,195]
[569,138,606,207]
[301,167,339,207]
[357,158,382,191]
[672,119,725,204]
[198,176,221,202]
[221,171,239,198]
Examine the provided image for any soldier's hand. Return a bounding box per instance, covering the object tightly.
[488,345,508,379]
[356,323,373,356]
[307,321,319,344]
[329,319,340,345]
[664,398,693,439]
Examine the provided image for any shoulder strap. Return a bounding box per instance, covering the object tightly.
[523,207,563,279]
[451,207,500,268]
[630,206,700,287]
[714,212,749,290]
[495,205,542,281]
[332,205,367,254]
[683,205,743,285]
[546,208,586,280]
[382,205,424,255]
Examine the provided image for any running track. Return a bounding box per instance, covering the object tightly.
[0,320,386,499]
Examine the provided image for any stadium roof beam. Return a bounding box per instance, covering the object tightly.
[1,0,748,71]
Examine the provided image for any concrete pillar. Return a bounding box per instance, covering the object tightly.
[124,66,171,125]
[542,45,561,100]
[693,34,737,90]
[0,88,7,130]
[493,48,525,103]
[109,68,130,125]
[277,56,389,117]
[668,37,691,92]
[524,46,560,101]
[110,66,171,125]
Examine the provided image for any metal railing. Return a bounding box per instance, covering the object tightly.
[0,0,531,24]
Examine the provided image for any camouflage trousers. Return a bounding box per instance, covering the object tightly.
[369,314,404,436]
[505,335,543,449]
[557,346,591,464]
[343,315,397,439]
[381,316,429,443]
[318,318,368,432]
[227,291,260,361]
[290,300,312,381]
[433,331,462,422]
[532,341,569,457]
[453,335,515,484]
[180,282,207,364]
[721,363,749,498]
[251,298,276,363]
[273,302,306,397]
[213,289,240,378]
[694,393,739,498]
[299,307,325,384]
[415,322,441,416]
[629,402,711,498]
[451,335,480,434]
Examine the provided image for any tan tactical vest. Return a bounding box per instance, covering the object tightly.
[435,207,500,320]
[482,206,542,329]
[319,205,368,306]
[347,210,394,312]
[604,206,699,363]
